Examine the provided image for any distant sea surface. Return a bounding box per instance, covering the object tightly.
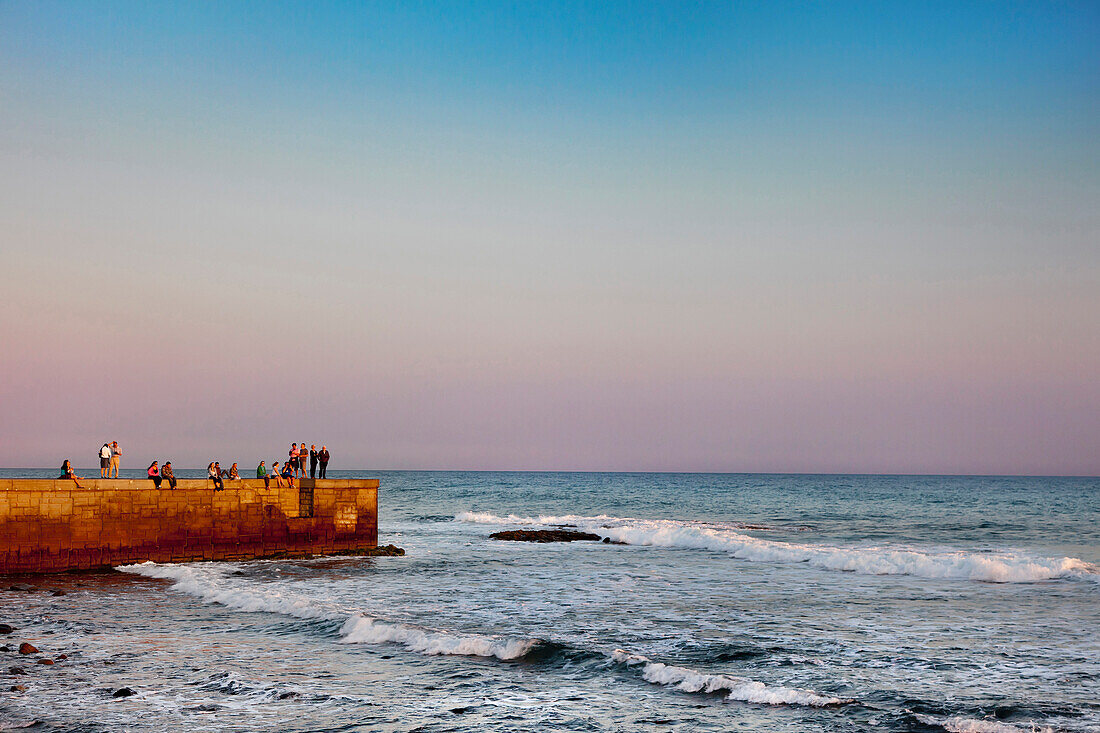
[2,471,1098,732]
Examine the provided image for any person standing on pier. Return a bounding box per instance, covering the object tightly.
[289,443,300,477]
[99,443,112,477]
[317,446,330,478]
[109,441,121,478]
[309,444,318,478]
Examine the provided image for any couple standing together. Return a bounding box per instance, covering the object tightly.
[99,441,121,478]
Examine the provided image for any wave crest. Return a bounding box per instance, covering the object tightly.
[611,650,851,707]
[456,512,1097,583]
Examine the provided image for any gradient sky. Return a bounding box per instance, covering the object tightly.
[1,2,1098,474]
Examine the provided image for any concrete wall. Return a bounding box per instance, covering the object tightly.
[0,478,378,573]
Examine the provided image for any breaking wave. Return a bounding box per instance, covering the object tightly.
[119,562,537,660]
[914,713,1055,733]
[456,512,1098,583]
[611,650,852,707]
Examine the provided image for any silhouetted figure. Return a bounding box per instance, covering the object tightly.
[317,446,330,478]
[309,444,318,478]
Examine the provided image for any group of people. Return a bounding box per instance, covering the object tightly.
[98,441,122,478]
[256,443,331,489]
[59,442,332,491]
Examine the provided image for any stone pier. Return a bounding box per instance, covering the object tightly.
[0,478,379,573]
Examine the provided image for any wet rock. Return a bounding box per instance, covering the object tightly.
[450,707,471,714]
[339,544,406,557]
[7,584,35,593]
[10,684,25,692]
[601,537,627,545]
[277,691,299,699]
[50,589,66,597]
[112,687,136,698]
[9,666,26,675]
[0,646,9,652]
[0,624,13,635]
[489,529,602,543]
[18,643,38,655]
[36,659,54,665]
[57,654,67,661]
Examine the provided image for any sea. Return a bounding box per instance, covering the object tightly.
[1,470,1098,733]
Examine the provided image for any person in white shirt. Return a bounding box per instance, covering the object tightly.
[99,443,112,478]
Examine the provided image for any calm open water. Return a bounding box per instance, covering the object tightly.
[2,471,1098,732]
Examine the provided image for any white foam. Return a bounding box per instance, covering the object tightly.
[119,562,537,660]
[611,650,850,707]
[457,512,1098,583]
[340,615,536,659]
[915,714,1055,733]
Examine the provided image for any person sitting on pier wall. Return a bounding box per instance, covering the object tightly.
[226,463,240,480]
[270,461,285,487]
[257,460,269,487]
[208,462,225,491]
[59,460,85,488]
[148,461,162,489]
[317,446,330,478]
[162,461,177,490]
[280,460,296,488]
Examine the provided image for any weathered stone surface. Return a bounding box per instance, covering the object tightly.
[489,529,602,543]
[1,479,381,573]
[18,643,37,655]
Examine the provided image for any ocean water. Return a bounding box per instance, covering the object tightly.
[2,471,1098,732]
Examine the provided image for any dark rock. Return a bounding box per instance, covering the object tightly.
[50,590,66,597]
[601,537,627,545]
[112,687,136,698]
[9,666,26,675]
[277,691,298,699]
[10,684,25,692]
[489,529,602,543]
[0,646,9,652]
[338,544,406,557]
[8,584,35,593]
[450,707,471,714]
[18,643,38,655]
[0,624,13,634]
[57,654,67,661]
[36,658,54,665]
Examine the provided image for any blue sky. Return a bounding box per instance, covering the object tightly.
[1,2,1098,473]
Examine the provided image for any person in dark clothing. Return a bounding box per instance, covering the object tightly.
[60,460,85,488]
[148,461,162,489]
[309,444,318,478]
[162,461,177,490]
[317,446,330,478]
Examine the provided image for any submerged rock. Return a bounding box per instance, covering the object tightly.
[8,584,35,593]
[0,624,13,635]
[9,666,26,675]
[112,687,136,698]
[18,643,38,655]
[489,529,602,543]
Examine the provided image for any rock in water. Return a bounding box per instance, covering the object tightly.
[112,687,136,698]
[0,624,14,634]
[10,684,25,692]
[18,643,38,655]
[36,659,54,665]
[9,666,26,675]
[489,529,602,543]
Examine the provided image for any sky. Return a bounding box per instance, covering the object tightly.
[1,1,1098,474]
